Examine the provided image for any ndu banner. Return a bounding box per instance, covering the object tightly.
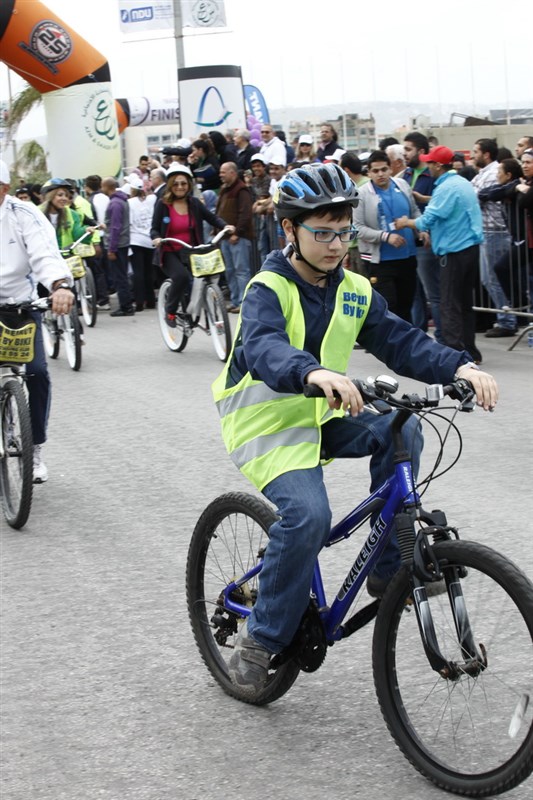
[178,65,246,137]
[118,1,226,32]
[119,1,174,33]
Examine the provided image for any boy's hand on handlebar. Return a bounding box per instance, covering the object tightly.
[305,369,364,416]
[456,366,498,411]
[152,238,162,247]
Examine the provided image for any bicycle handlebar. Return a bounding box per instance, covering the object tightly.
[60,229,94,255]
[0,298,51,312]
[159,226,232,251]
[303,376,475,413]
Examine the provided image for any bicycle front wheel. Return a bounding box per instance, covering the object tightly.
[0,380,33,529]
[186,492,300,706]
[61,310,82,371]
[157,279,188,353]
[78,266,98,327]
[373,540,533,797]
[42,311,60,359]
[204,282,231,362]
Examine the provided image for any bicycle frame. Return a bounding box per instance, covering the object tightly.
[221,454,418,637]
[220,392,486,678]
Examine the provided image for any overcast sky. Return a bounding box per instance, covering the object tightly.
[1,0,531,138]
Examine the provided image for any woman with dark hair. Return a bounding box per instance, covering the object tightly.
[208,130,237,164]
[187,138,221,192]
[150,164,232,326]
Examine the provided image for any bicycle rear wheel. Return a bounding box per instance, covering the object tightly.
[204,282,231,362]
[61,309,82,371]
[78,266,98,327]
[0,379,33,529]
[42,311,60,359]
[373,540,533,797]
[157,279,188,353]
[186,492,300,706]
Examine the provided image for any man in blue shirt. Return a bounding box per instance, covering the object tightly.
[395,145,483,363]
[403,132,442,341]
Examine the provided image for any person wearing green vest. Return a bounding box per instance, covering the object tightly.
[212,163,498,697]
[39,178,92,251]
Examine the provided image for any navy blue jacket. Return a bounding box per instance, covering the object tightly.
[226,248,473,392]
[402,166,435,212]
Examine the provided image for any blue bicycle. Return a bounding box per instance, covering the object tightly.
[186,377,533,797]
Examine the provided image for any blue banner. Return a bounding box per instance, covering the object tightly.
[243,84,270,124]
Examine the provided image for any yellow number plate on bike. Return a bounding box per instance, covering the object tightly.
[190,250,225,277]
[0,321,37,363]
[73,243,95,258]
[65,255,86,278]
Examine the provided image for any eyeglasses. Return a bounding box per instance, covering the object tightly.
[298,223,356,243]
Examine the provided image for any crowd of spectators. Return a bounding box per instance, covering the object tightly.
[8,125,533,351]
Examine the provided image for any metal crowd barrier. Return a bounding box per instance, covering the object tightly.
[473,206,532,350]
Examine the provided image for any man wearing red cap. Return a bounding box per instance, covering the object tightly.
[395,145,484,363]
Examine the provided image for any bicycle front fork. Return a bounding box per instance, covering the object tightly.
[396,510,487,679]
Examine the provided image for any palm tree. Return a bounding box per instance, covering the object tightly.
[13,140,49,185]
[4,82,48,185]
[5,84,42,138]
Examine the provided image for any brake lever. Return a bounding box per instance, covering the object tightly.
[363,399,393,415]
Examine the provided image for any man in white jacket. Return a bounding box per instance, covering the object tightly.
[0,160,73,482]
[354,150,420,322]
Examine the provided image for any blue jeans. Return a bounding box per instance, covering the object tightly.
[247,412,423,653]
[480,231,516,330]
[412,247,442,343]
[220,238,252,308]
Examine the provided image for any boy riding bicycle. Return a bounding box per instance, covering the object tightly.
[212,163,498,697]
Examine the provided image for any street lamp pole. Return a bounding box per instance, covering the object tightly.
[172,0,186,71]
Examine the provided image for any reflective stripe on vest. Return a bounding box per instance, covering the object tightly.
[212,269,371,490]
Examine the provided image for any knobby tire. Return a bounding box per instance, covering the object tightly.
[0,380,33,529]
[372,540,533,797]
[186,492,300,706]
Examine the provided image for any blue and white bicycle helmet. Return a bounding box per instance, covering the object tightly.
[41,177,73,195]
[274,163,359,221]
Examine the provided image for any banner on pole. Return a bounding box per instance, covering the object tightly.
[243,85,270,124]
[181,0,227,28]
[178,65,245,137]
[118,1,226,33]
[118,1,174,33]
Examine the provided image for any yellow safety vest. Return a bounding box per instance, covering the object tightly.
[212,269,372,491]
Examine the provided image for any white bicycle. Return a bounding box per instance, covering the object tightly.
[157,228,233,362]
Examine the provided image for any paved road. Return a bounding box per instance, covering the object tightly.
[2,306,532,800]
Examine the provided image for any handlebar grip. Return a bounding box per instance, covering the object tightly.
[303,384,327,398]
[444,379,476,411]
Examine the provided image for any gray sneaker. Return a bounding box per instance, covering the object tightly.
[229,619,272,696]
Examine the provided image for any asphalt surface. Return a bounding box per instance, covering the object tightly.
[1,302,532,800]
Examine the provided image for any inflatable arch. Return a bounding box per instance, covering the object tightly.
[0,0,121,176]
